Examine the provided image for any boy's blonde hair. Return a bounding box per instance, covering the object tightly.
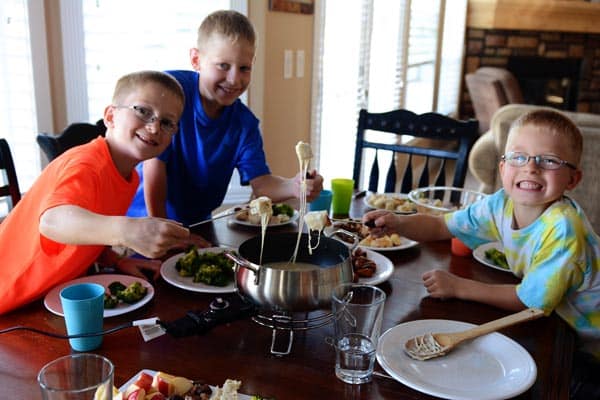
[508,109,583,165]
[196,10,256,49]
[112,70,185,106]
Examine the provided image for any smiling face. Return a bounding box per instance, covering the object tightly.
[104,82,183,177]
[190,33,255,118]
[499,123,582,221]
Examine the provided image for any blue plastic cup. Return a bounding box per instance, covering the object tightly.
[309,189,333,212]
[60,283,105,352]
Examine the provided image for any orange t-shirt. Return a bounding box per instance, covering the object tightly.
[0,138,139,315]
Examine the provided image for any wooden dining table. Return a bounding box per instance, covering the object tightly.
[0,197,574,399]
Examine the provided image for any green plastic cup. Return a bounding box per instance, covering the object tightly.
[331,178,355,217]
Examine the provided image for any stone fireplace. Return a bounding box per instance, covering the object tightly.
[460,28,600,118]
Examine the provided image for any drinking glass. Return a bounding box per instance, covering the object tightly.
[38,353,114,400]
[60,282,105,351]
[331,283,386,384]
[331,179,354,217]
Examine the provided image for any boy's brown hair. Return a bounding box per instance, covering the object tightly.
[196,10,256,49]
[509,109,583,165]
[112,70,185,106]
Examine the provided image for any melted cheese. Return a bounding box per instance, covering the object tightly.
[404,333,446,361]
[250,196,272,265]
[291,141,313,263]
[304,211,330,254]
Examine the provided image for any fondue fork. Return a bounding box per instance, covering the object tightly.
[188,204,249,229]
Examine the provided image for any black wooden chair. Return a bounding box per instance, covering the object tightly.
[0,138,22,211]
[352,108,479,194]
[37,119,107,162]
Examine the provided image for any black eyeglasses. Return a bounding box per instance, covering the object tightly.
[501,151,577,170]
[113,105,178,134]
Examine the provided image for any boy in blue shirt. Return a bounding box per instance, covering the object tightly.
[127,10,323,226]
[364,109,600,399]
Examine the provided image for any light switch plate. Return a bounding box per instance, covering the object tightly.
[296,50,305,78]
[284,49,293,79]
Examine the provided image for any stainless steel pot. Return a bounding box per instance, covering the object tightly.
[225,232,355,311]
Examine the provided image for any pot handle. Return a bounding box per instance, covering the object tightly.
[224,251,260,275]
[325,228,360,252]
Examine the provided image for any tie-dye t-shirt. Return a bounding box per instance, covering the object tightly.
[445,189,600,357]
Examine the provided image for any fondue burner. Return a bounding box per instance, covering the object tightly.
[252,309,332,356]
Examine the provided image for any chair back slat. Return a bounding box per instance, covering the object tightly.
[433,158,447,187]
[368,150,379,192]
[417,156,431,189]
[400,154,413,194]
[353,108,479,193]
[0,138,21,210]
[384,153,396,193]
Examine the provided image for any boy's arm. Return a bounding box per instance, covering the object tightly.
[39,205,189,259]
[422,269,526,311]
[250,170,324,202]
[364,211,453,242]
[143,158,168,218]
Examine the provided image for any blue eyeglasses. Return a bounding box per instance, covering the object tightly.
[113,105,178,134]
[501,151,577,170]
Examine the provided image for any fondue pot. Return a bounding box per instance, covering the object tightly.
[225,232,355,312]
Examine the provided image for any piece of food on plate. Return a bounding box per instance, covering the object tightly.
[236,202,294,225]
[360,233,402,248]
[103,281,147,308]
[116,371,211,400]
[175,246,235,286]
[484,247,509,269]
[212,379,241,400]
[331,220,368,244]
[352,248,377,280]
[367,193,416,213]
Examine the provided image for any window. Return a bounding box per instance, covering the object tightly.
[312,0,467,189]
[0,0,40,197]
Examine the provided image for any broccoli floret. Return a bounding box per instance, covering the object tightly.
[272,203,294,217]
[108,281,127,295]
[103,293,119,309]
[116,281,148,304]
[176,246,201,277]
[194,263,233,286]
[485,248,509,269]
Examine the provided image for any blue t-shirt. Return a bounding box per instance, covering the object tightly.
[126,70,270,225]
[446,189,600,357]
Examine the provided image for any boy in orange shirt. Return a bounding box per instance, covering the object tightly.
[0,70,192,315]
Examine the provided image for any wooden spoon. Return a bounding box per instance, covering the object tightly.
[404,308,545,360]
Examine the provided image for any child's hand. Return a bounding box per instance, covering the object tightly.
[115,257,162,281]
[122,217,191,259]
[362,210,400,238]
[294,169,324,202]
[422,269,461,299]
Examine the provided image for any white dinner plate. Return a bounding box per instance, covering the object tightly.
[44,274,154,318]
[119,369,252,399]
[324,225,419,252]
[231,210,299,227]
[357,249,394,285]
[160,247,237,293]
[376,319,537,400]
[363,192,416,214]
[473,242,512,273]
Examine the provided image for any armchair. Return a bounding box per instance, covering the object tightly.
[468,103,600,231]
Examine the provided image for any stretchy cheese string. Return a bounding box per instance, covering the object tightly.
[405,333,445,360]
[291,141,312,263]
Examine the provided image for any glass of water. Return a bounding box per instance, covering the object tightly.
[331,283,386,384]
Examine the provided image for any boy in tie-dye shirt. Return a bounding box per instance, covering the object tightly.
[364,109,600,399]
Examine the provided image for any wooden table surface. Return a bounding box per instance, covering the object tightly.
[0,199,574,399]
